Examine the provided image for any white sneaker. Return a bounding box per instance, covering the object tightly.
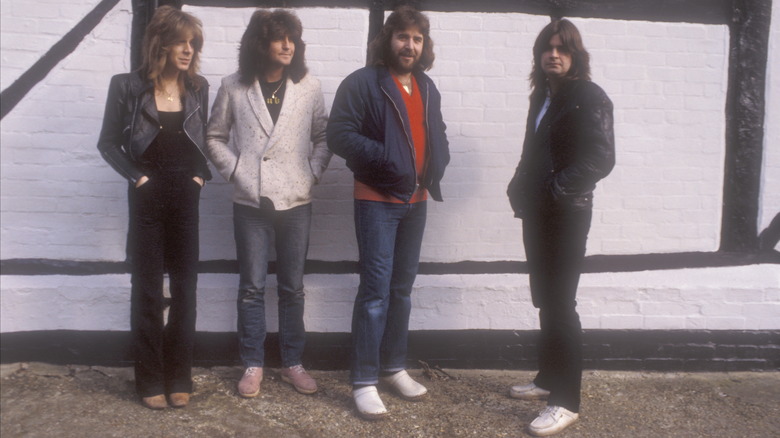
[528,405,579,436]
[353,386,389,420]
[509,383,551,400]
[380,370,428,400]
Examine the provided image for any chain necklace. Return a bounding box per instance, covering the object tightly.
[265,79,284,105]
[157,86,179,102]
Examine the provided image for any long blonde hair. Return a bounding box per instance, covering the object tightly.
[140,6,204,91]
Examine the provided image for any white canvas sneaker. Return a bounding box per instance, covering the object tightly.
[528,405,579,436]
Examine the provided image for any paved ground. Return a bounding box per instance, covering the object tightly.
[1,362,778,437]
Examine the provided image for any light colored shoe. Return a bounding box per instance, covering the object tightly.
[509,383,551,400]
[280,365,318,394]
[527,405,579,436]
[380,370,428,401]
[168,392,190,408]
[238,367,263,398]
[353,386,389,420]
[141,394,168,410]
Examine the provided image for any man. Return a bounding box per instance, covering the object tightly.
[506,19,615,436]
[206,9,332,398]
[327,6,450,420]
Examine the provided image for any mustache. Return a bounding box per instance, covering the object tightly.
[399,49,415,57]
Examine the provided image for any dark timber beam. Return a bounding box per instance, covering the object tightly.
[353,0,732,24]
[184,0,369,8]
[720,0,771,253]
[0,0,121,120]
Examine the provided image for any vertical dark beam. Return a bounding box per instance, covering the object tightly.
[131,0,157,70]
[721,0,772,253]
[367,0,385,60]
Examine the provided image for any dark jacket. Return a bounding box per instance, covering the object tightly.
[508,80,615,218]
[327,66,450,202]
[97,70,212,184]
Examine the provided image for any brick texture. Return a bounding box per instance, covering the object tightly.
[0,1,778,339]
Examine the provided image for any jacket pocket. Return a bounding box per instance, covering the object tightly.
[550,179,592,211]
[229,152,242,182]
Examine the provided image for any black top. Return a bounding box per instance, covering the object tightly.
[260,78,286,124]
[142,111,206,175]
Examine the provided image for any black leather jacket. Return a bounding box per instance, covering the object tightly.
[97,70,212,183]
[508,80,615,218]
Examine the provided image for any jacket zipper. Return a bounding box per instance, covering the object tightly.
[381,85,418,201]
[182,96,210,165]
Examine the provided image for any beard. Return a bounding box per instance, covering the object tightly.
[389,49,419,74]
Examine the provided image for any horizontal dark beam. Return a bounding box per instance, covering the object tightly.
[2,329,777,371]
[414,0,731,23]
[0,251,774,276]
[184,0,732,24]
[184,0,370,8]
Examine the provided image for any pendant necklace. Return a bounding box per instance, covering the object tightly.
[158,87,177,102]
[266,79,284,105]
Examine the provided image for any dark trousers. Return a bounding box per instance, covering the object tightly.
[522,205,592,413]
[130,172,201,397]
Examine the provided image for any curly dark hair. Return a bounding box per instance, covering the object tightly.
[238,9,308,85]
[367,5,435,72]
[530,18,591,97]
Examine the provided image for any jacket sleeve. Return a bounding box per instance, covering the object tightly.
[326,73,385,171]
[309,81,333,183]
[205,78,238,182]
[194,80,212,181]
[96,75,145,183]
[421,83,450,197]
[552,89,615,197]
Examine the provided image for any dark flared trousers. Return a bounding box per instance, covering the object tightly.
[522,205,592,413]
[129,172,201,397]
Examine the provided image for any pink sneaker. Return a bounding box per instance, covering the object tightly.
[238,367,263,398]
[280,364,318,394]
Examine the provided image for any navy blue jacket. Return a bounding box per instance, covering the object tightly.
[327,66,449,202]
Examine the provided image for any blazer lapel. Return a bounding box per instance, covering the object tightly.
[247,81,275,137]
[274,77,295,132]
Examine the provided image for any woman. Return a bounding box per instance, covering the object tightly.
[206,9,331,398]
[97,5,211,410]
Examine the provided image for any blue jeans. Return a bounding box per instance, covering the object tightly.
[350,200,427,385]
[233,202,312,368]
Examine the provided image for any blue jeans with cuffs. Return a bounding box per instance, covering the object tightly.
[350,200,427,385]
[233,202,311,369]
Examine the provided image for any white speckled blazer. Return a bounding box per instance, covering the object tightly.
[206,72,332,211]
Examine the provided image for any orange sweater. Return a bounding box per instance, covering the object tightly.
[354,75,428,203]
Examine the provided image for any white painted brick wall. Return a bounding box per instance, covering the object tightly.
[2,266,777,332]
[1,1,778,335]
[0,2,743,262]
